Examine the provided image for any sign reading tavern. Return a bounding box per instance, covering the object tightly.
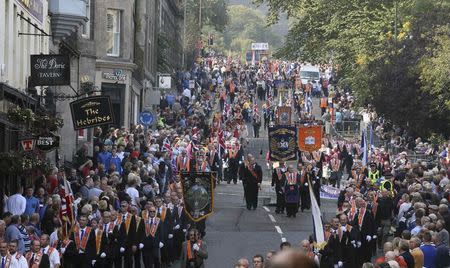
[70,96,114,130]
[30,54,70,86]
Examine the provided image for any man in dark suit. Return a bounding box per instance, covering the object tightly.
[140,206,164,268]
[170,195,188,261]
[100,211,118,268]
[352,197,376,267]
[117,200,138,268]
[155,196,173,266]
[180,229,208,268]
[92,220,108,268]
[25,240,50,268]
[69,215,96,268]
[242,154,263,210]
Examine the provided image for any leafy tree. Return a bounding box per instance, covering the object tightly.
[257,0,450,138]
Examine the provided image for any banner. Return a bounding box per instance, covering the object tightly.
[30,54,70,86]
[268,126,297,161]
[70,96,114,130]
[180,172,214,222]
[319,185,340,200]
[298,125,323,152]
[276,106,292,125]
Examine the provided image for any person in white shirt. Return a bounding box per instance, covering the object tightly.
[8,240,27,268]
[6,189,26,216]
[126,175,141,209]
[40,234,60,268]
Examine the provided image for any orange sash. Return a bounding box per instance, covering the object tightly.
[117,213,132,234]
[357,207,366,227]
[159,207,167,222]
[26,252,42,268]
[186,240,202,260]
[286,172,298,185]
[247,165,259,181]
[95,229,103,254]
[74,227,92,251]
[145,218,160,237]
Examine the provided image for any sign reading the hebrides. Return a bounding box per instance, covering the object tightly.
[35,133,60,152]
[268,126,297,161]
[70,96,114,130]
[19,0,44,23]
[30,55,70,86]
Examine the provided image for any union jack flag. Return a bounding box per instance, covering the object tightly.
[59,178,75,239]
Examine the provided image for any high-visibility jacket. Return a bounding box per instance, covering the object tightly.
[320,97,328,108]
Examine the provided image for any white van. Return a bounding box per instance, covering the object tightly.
[300,65,321,85]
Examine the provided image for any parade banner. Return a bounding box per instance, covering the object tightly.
[180,172,215,222]
[276,106,292,125]
[319,185,340,200]
[298,125,323,152]
[268,126,297,162]
[70,96,114,130]
[29,54,70,86]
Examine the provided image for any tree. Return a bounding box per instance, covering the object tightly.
[257,0,450,138]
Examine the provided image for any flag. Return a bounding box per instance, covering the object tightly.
[369,123,375,151]
[309,180,324,243]
[162,137,172,153]
[361,128,367,167]
[59,178,75,239]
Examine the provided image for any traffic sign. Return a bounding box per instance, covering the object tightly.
[139,111,154,126]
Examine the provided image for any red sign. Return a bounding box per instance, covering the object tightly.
[298,125,323,152]
[21,139,35,151]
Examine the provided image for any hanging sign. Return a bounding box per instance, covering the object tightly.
[159,75,171,89]
[29,54,70,86]
[298,125,323,152]
[20,139,35,152]
[180,172,215,222]
[35,133,60,152]
[268,126,297,161]
[70,96,114,130]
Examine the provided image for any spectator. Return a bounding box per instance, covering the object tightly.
[420,231,437,268]
[433,232,450,268]
[5,215,25,254]
[409,237,424,268]
[24,186,39,216]
[6,188,26,216]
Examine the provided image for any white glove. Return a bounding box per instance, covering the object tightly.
[139,243,144,249]
[168,234,173,239]
[120,247,125,253]
[313,181,316,184]
[174,224,180,230]
[183,229,187,233]
[341,226,346,232]
[159,242,164,248]
[372,235,377,239]
[304,183,308,186]
[100,252,106,258]
[60,247,66,254]
[366,235,372,242]
[357,241,362,248]
[92,260,96,266]
[338,261,343,267]
[193,243,200,251]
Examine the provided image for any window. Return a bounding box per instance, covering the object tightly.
[107,9,121,56]
[82,0,91,38]
[78,129,85,139]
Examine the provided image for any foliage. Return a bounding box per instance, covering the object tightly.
[258,0,450,138]
[7,106,63,133]
[222,5,282,58]
[0,152,50,176]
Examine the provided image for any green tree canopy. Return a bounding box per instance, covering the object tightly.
[257,0,450,138]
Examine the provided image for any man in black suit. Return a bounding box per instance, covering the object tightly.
[140,205,164,268]
[117,200,138,268]
[242,154,263,210]
[352,197,376,267]
[69,215,96,268]
[25,240,50,268]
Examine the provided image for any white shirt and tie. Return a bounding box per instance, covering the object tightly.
[79,227,87,253]
[42,245,60,268]
[9,252,28,268]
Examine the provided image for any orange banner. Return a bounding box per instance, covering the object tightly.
[298,125,323,152]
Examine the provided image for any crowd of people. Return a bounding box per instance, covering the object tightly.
[226,60,450,268]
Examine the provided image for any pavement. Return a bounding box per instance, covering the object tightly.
[202,97,339,267]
